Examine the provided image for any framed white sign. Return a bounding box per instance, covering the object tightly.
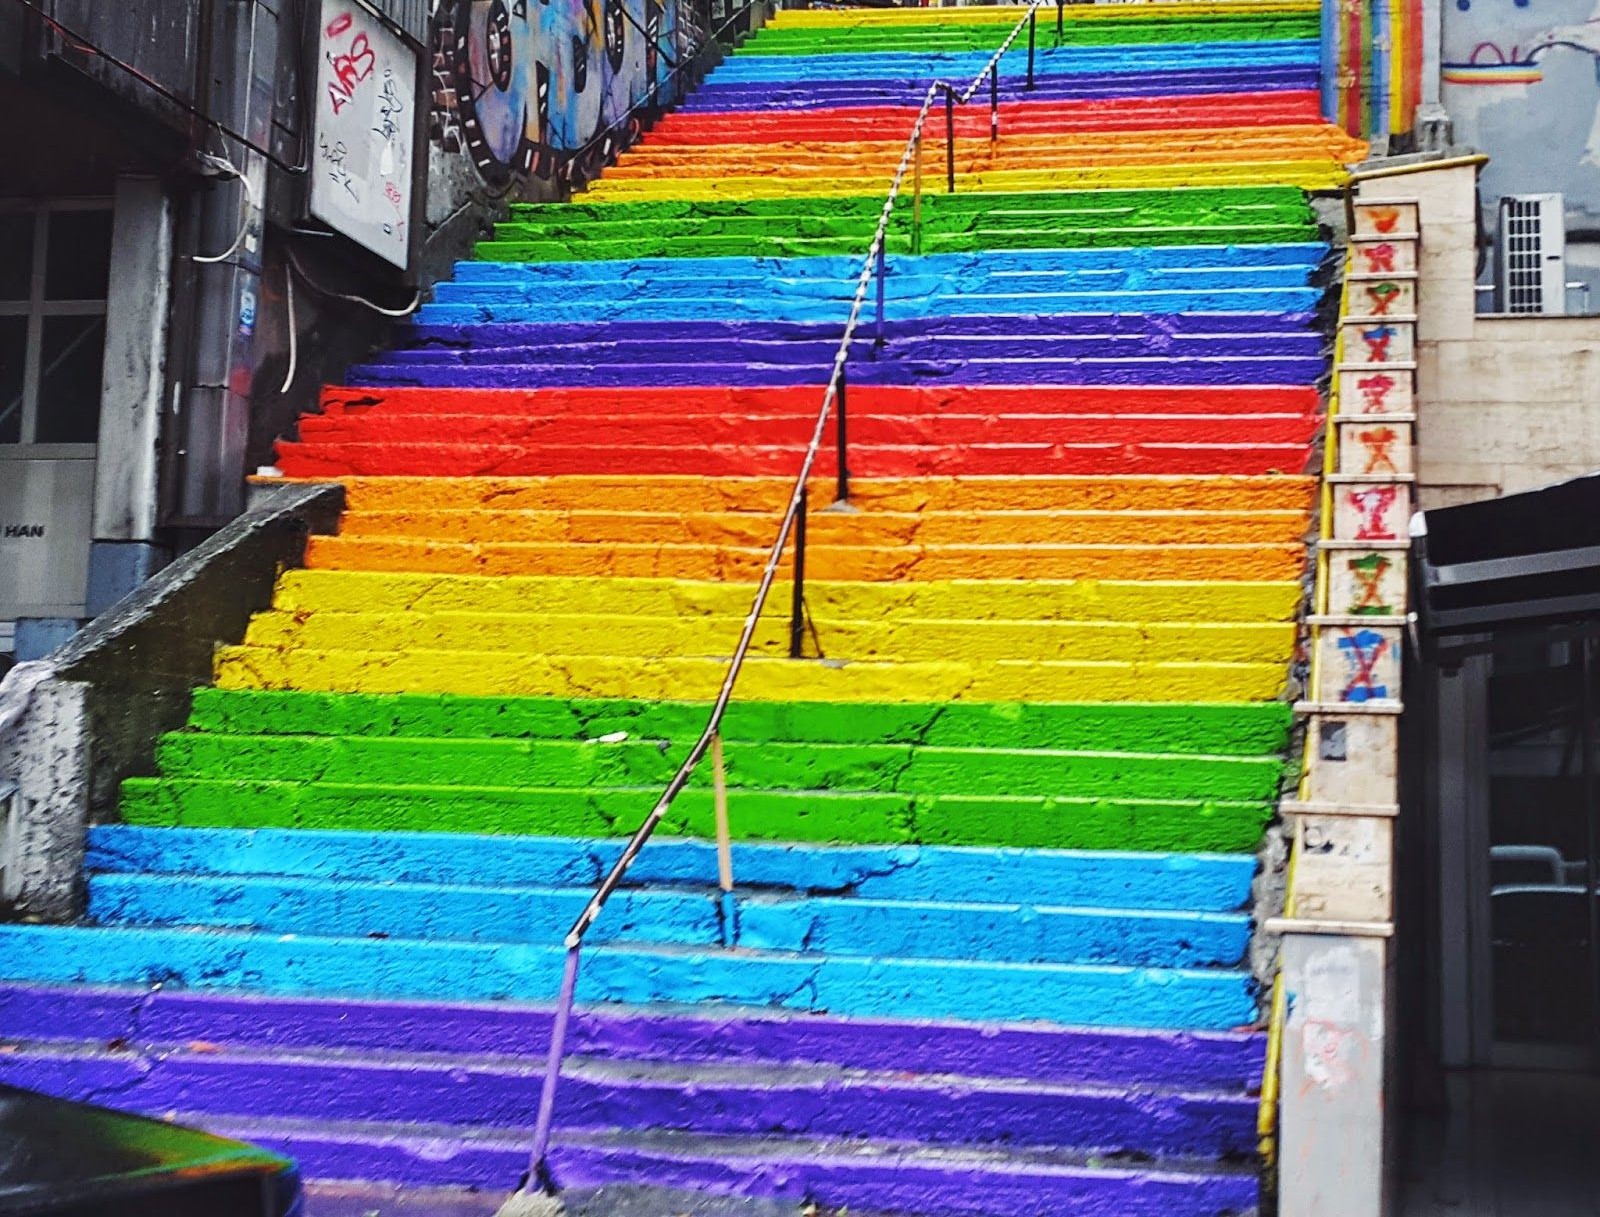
[309,0,417,268]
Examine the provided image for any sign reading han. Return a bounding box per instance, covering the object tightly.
[309,0,418,268]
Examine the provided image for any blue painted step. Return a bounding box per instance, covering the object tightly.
[88,874,1249,967]
[0,922,1254,1027]
[89,826,1258,909]
[447,243,1330,282]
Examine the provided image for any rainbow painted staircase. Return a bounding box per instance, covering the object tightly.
[0,3,1365,1213]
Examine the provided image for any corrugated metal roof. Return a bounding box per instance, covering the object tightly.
[362,0,429,45]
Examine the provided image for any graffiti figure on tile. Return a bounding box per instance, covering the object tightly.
[1361,242,1397,274]
[1348,485,1401,540]
[1359,324,1398,363]
[1367,206,1401,234]
[1347,553,1395,614]
[1356,426,1400,474]
[1337,628,1392,702]
[1355,372,1398,413]
[1364,281,1403,316]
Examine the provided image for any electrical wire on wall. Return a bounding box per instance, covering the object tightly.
[284,247,421,318]
[278,266,299,394]
[191,151,258,264]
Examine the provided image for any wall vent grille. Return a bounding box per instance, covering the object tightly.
[1498,193,1566,315]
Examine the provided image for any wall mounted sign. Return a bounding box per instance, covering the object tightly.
[310,0,418,268]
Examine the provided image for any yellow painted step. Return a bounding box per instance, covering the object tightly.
[240,608,1294,665]
[302,534,1304,583]
[215,646,1288,704]
[335,508,1307,547]
[579,161,1354,201]
[270,570,1305,623]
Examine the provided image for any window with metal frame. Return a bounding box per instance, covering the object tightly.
[0,203,114,449]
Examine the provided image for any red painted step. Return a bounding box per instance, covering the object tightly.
[276,439,1314,479]
[644,91,1324,145]
[318,384,1321,419]
[292,412,1321,448]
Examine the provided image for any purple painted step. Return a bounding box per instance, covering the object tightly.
[0,1047,1253,1157]
[0,985,1261,1210]
[400,312,1320,347]
[681,65,1317,110]
[348,353,1326,389]
[374,334,1322,370]
[0,984,1264,1089]
[205,1121,1258,1216]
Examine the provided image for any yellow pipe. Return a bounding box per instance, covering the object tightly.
[1347,152,1488,182]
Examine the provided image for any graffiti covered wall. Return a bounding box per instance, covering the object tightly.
[1442,0,1600,304]
[1324,0,1425,142]
[429,0,680,193]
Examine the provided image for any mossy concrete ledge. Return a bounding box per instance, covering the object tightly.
[0,482,344,923]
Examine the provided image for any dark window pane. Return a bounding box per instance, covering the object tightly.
[0,316,24,443]
[34,315,104,444]
[44,210,113,301]
[0,214,32,301]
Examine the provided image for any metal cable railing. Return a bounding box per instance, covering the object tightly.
[522,0,1055,1191]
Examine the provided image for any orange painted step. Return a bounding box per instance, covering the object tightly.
[602,126,1367,178]
[334,507,1308,548]
[313,474,1319,516]
[644,91,1325,144]
[303,534,1306,583]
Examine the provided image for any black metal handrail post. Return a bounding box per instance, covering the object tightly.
[789,485,808,658]
[833,365,850,505]
[874,244,887,346]
[912,129,924,255]
[989,65,999,142]
[1027,10,1037,89]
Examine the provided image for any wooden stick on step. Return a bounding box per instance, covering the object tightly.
[712,731,734,893]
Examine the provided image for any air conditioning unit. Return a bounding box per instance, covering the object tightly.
[1498,193,1567,314]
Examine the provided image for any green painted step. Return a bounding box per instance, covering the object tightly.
[185,690,1294,754]
[475,226,1319,261]
[118,779,1273,852]
[482,188,1318,260]
[151,734,1284,801]
[505,185,1314,225]
[475,224,1316,262]
[738,14,1318,52]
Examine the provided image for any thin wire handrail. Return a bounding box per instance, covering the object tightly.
[523,0,1053,1192]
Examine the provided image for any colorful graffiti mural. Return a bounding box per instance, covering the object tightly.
[1324,0,1425,139]
[432,0,680,187]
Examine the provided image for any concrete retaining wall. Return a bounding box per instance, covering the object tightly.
[0,483,342,921]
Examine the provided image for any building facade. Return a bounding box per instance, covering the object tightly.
[0,0,709,666]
